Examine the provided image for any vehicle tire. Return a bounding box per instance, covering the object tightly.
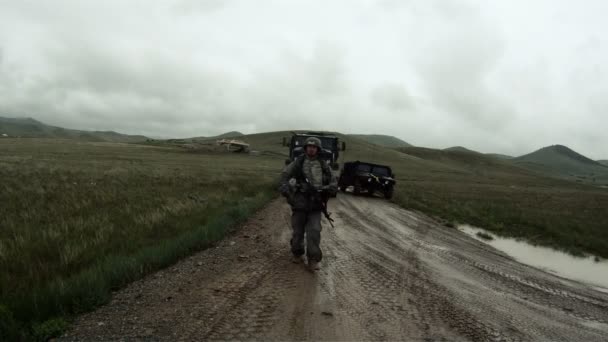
[354,185,361,195]
[384,188,394,199]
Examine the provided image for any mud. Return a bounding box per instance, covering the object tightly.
[63,196,608,341]
[459,224,608,289]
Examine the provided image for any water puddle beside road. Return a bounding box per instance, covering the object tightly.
[458,224,608,290]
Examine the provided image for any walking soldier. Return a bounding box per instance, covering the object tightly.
[279,137,338,271]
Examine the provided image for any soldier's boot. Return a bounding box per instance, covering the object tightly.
[308,261,320,271]
[291,255,304,264]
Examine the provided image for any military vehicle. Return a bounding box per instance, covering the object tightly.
[283,132,346,170]
[338,161,396,199]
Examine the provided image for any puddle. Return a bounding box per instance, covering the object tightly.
[458,224,608,290]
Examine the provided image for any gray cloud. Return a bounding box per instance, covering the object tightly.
[371,84,415,112]
[172,0,230,14]
[0,0,607,159]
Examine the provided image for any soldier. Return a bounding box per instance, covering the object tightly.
[279,137,338,271]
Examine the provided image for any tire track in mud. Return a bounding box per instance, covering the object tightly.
[321,237,388,340]
[203,259,299,341]
[334,200,499,341]
[324,206,436,340]
[338,197,512,341]
[385,203,607,340]
[337,195,608,341]
[383,207,608,327]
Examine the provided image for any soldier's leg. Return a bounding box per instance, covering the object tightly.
[305,211,323,262]
[291,210,306,257]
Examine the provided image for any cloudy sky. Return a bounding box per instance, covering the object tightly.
[1,0,607,158]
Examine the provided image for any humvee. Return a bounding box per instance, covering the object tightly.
[338,161,396,199]
[283,132,346,170]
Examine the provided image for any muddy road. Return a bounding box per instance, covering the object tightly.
[64,195,608,341]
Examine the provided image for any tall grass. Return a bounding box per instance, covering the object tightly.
[0,139,281,340]
[392,179,608,258]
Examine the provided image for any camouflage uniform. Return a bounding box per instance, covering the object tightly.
[279,138,337,264]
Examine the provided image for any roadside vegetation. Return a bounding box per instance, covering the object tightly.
[390,147,608,258]
[0,138,281,340]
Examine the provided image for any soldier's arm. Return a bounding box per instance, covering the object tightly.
[279,160,297,189]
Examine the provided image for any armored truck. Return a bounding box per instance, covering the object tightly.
[283,132,346,170]
[338,161,396,199]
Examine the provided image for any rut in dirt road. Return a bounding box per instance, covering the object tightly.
[63,195,608,341]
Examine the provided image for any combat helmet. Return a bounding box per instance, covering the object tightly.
[304,137,322,149]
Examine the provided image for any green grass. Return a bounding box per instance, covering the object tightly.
[0,138,282,340]
[390,147,608,258]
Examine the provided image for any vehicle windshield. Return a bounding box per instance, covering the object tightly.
[293,136,337,150]
[372,166,391,176]
[356,164,372,173]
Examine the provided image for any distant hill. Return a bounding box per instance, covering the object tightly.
[188,131,244,142]
[599,160,608,166]
[512,145,608,185]
[348,134,412,148]
[214,131,244,139]
[397,146,529,177]
[444,146,480,154]
[0,117,148,142]
[486,153,513,160]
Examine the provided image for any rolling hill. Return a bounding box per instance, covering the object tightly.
[215,131,244,138]
[599,160,608,166]
[185,131,245,142]
[486,153,514,160]
[200,131,244,139]
[0,117,148,142]
[512,144,608,185]
[348,134,412,148]
[444,146,480,154]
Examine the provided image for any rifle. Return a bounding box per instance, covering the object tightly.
[301,178,335,228]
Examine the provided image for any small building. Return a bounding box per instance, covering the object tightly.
[1,133,8,137]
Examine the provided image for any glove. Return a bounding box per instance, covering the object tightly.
[321,185,338,195]
[279,184,290,196]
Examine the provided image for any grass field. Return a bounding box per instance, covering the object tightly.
[0,138,282,340]
[390,147,608,258]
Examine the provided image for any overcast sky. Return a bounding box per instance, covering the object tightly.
[1,0,607,158]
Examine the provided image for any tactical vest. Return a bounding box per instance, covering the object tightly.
[293,155,331,186]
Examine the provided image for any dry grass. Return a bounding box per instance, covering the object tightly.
[0,138,282,340]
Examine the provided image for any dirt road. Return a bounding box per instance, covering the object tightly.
[63,195,608,341]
